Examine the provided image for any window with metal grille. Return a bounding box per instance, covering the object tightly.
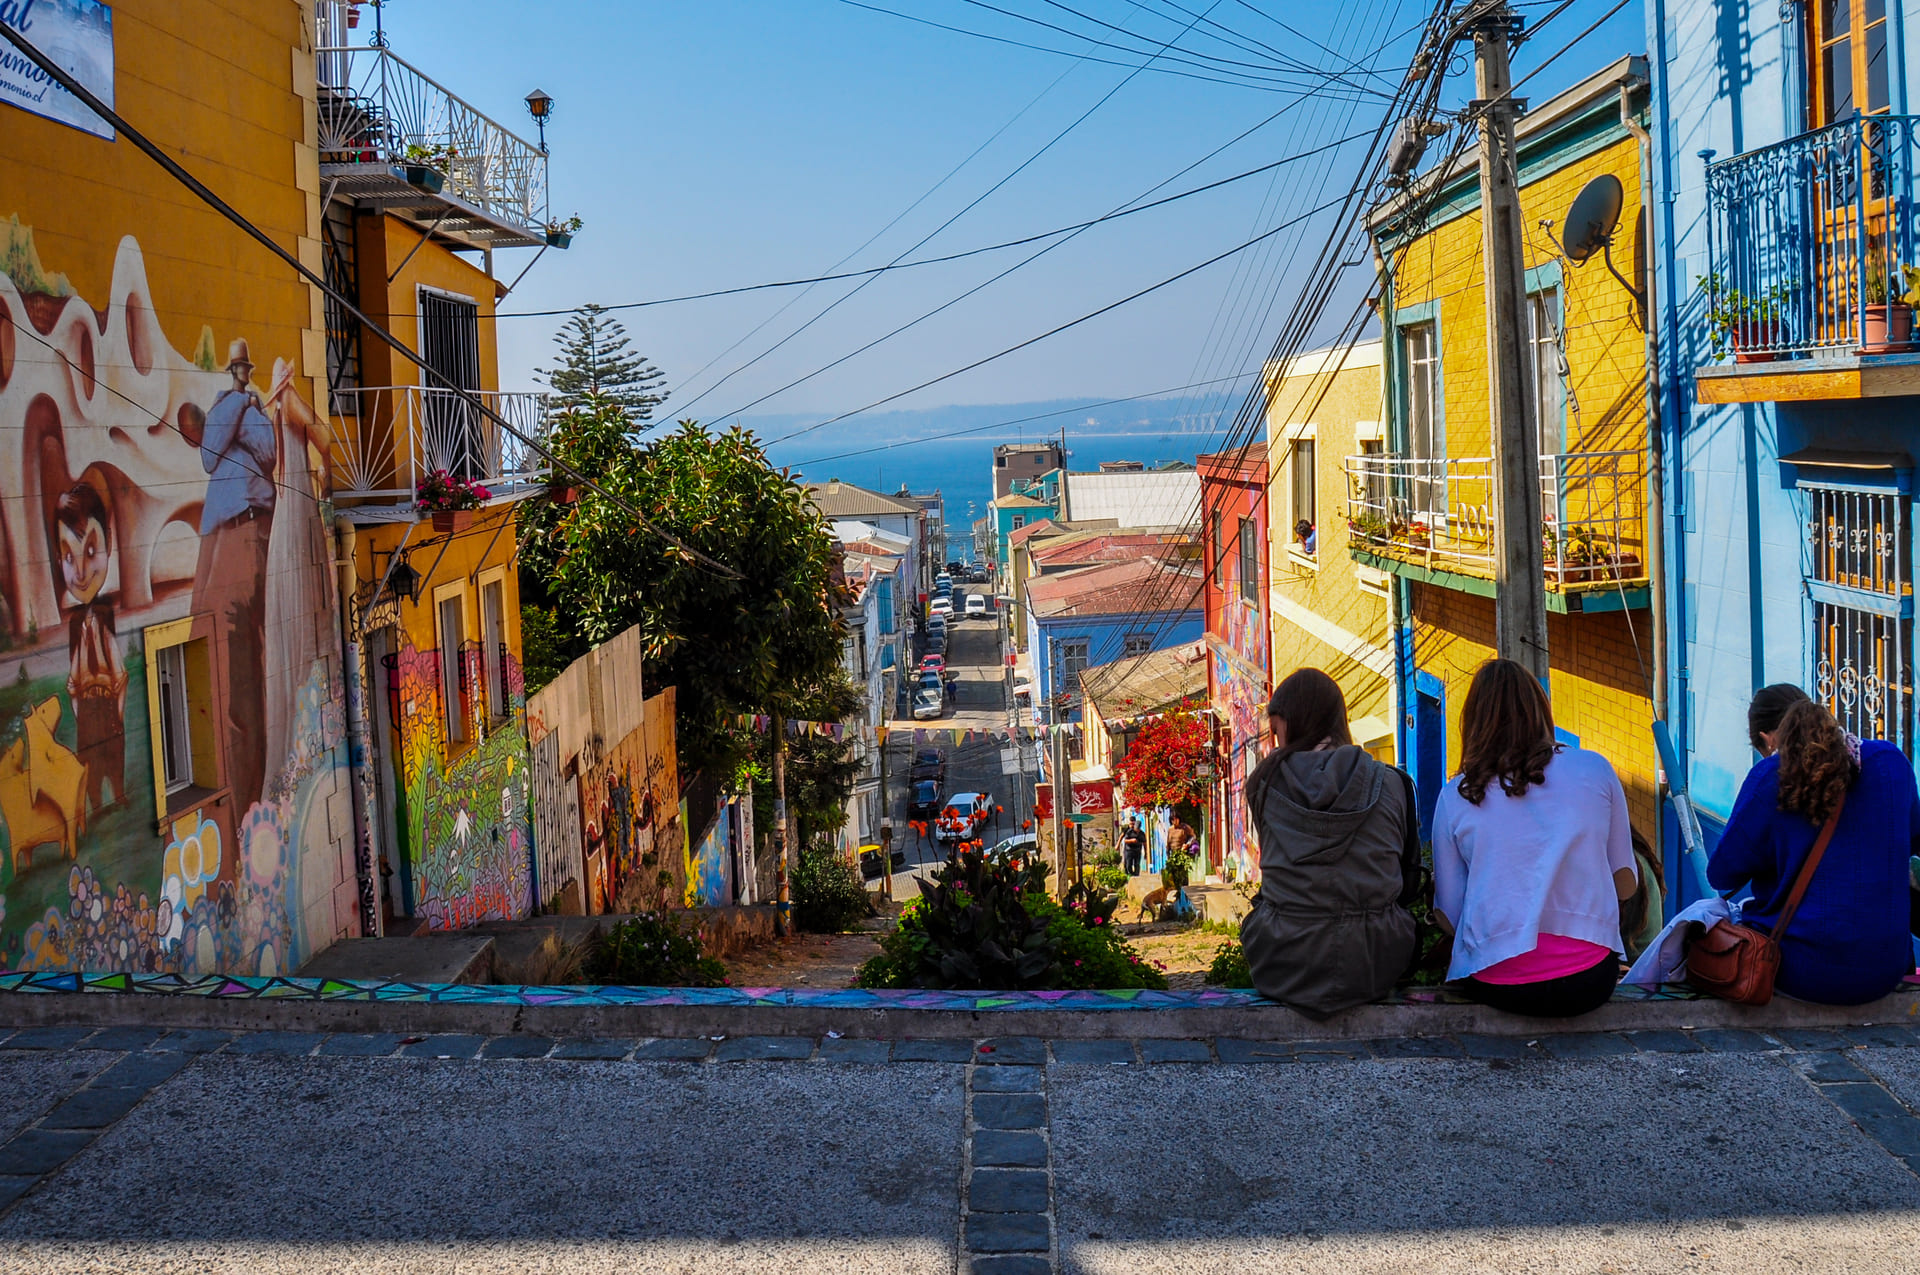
[1122,633,1152,657]
[322,201,360,414]
[1400,322,1442,513]
[1237,516,1259,598]
[1804,482,1913,752]
[1059,639,1090,691]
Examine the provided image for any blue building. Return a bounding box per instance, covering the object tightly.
[1023,558,1205,723]
[1648,0,1920,900]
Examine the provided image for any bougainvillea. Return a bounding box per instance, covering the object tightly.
[1114,707,1210,813]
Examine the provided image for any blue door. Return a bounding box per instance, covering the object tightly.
[1411,671,1445,840]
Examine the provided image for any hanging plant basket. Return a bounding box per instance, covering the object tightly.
[544,230,573,249]
[432,510,477,534]
[404,165,446,193]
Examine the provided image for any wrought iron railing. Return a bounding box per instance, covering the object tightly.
[1342,451,1647,589]
[313,28,547,236]
[1704,114,1920,359]
[329,386,549,501]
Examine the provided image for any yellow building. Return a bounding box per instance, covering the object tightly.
[1359,57,1659,837]
[0,0,361,973]
[310,0,561,930]
[1264,341,1396,758]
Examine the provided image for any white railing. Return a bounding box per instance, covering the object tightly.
[330,386,549,500]
[313,24,547,236]
[1343,450,1647,589]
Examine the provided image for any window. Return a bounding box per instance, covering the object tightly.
[1527,288,1565,455]
[1813,0,1890,126]
[1237,516,1260,598]
[1122,633,1153,657]
[1401,322,1441,512]
[1011,515,1025,530]
[150,631,215,800]
[1059,638,1090,691]
[1212,508,1225,587]
[480,578,508,721]
[1290,441,1317,556]
[1806,482,1913,751]
[1360,437,1386,510]
[438,593,467,743]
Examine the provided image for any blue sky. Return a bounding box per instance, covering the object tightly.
[376,1,1643,429]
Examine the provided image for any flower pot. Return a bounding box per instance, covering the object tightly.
[347,7,362,27]
[1732,318,1783,363]
[546,484,579,504]
[545,230,573,250]
[1862,303,1915,354]
[431,510,476,534]
[404,165,445,194]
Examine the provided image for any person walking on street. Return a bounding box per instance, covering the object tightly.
[1121,816,1146,876]
[1432,659,1637,1018]
[1240,668,1419,1017]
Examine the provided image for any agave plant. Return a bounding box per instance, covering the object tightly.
[908,847,1061,989]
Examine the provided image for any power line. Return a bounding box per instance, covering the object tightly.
[0,22,743,582]
[492,131,1371,320]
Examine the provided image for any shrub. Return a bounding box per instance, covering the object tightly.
[1205,938,1252,988]
[793,838,871,933]
[586,914,728,986]
[854,850,1165,990]
[1091,864,1130,892]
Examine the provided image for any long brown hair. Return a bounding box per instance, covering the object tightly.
[1266,667,1353,763]
[1772,698,1857,823]
[1457,659,1559,805]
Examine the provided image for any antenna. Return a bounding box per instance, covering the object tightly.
[1561,174,1644,318]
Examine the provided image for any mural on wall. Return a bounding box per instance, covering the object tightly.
[388,643,532,930]
[1210,639,1266,882]
[685,798,729,908]
[0,222,353,974]
[1219,594,1268,674]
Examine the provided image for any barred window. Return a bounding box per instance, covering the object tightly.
[1805,482,1912,753]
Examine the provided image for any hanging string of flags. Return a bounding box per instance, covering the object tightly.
[729,714,1081,749]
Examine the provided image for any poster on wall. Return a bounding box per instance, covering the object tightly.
[0,0,115,141]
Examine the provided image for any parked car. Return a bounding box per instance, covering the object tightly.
[987,832,1037,860]
[936,792,993,843]
[859,844,907,880]
[916,669,943,695]
[924,632,945,657]
[910,749,946,785]
[908,779,942,819]
[935,571,953,588]
[930,598,954,618]
[912,687,945,720]
[964,594,988,618]
[919,654,946,674]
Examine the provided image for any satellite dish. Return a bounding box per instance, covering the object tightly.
[1562,174,1624,264]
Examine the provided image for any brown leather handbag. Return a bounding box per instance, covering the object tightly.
[1685,792,1844,1006]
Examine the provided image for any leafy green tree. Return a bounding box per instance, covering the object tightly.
[537,304,670,425]
[519,399,851,780]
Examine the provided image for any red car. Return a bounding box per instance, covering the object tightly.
[919,655,946,674]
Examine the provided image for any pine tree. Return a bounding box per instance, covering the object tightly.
[537,304,670,424]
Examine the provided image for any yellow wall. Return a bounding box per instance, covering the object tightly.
[354,219,503,394]
[1265,348,1395,731]
[1384,98,1659,839]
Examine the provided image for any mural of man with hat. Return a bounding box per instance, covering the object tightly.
[186,338,279,811]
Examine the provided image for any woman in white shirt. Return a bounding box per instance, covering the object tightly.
[1432,659,1638,1017]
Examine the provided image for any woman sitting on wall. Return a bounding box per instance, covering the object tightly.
[1432,659,1638,1018]
[1240,668,1418,1017]
[1706,685,1917,1006]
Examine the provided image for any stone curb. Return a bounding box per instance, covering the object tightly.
[0,986,1914,1040]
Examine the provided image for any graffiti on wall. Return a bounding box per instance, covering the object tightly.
[388,643,532,930]
[0,222,353,975]
[686,799,729,908]
[1210,638,1266,882]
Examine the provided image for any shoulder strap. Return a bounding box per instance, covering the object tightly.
[1395,766,1423,907]
[1773,789,1845,939]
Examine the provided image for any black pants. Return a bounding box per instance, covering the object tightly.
[1463,952,1619,1018]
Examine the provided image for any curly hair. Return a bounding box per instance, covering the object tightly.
[1456,659,1560,805]
[1748,682,1811,754]
[1772,699,1857,823]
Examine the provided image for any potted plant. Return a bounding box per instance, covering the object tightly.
[416,469,491,532]
[545,214,583,249]
[401,142,455,192]
[545,472,580,504]
[1700,272,1790,363]
[346,3,362,27]
[1863,256,1916,353]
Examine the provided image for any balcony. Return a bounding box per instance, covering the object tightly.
[1342,451,1648,612]
[314,8,548,249]
[330,386,549,512]
[1699,114,1920,404]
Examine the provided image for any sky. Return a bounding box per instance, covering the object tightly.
[373,1,1645,437]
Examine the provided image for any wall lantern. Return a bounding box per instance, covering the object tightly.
[525,88,553,152]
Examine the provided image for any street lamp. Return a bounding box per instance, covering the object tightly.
[524,88,553,153]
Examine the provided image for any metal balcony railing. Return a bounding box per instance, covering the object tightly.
[313,5,547,243]
[1704,115,1920,360]
[329,386,549,502]
[1343,451,1648,590]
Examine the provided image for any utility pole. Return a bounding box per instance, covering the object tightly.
[877,723,893,902]
[1472,3,1550,681]
[773,714,791,936]
[1051,726,1070,898]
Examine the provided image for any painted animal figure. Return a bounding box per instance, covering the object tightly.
[0,697,88,873]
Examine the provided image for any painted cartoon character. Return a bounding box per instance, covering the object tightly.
[55,481,127,813]
[0,698,87,872]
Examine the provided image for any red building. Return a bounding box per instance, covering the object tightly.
[1198,445,1272,882]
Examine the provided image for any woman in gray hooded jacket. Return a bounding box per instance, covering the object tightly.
[1240,668,1421,1016]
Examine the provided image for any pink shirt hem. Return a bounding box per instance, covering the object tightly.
[1472,933,1612,985]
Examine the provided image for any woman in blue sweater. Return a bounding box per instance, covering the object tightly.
[1708,685,1918,1005]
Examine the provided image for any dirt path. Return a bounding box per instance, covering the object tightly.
[1122,923,1236,990]
[723,930,882,988]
